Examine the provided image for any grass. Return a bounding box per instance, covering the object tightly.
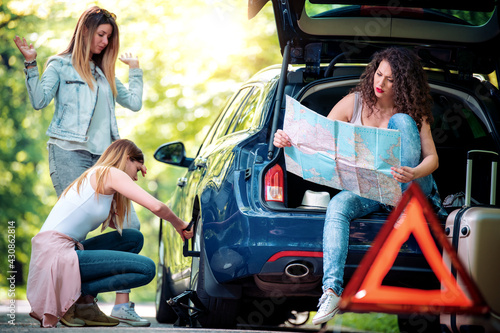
[318,312,399,333]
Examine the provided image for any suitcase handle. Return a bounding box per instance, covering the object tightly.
[465,150,498,206]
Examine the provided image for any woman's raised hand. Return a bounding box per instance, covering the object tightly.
[13,36,37,62]
[119,52,139,69]
[273,129,292,148]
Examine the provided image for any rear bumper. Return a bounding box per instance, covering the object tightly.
[203,210,439,294]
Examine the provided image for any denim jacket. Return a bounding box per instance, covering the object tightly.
[24,54,143,142]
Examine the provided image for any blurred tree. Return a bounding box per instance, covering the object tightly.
[0,0,65,296]
[0,0,280,301]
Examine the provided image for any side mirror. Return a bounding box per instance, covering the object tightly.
[154,142,193,167]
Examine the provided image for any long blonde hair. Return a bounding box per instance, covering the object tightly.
[62,139,144,234]
[58,6,119,96]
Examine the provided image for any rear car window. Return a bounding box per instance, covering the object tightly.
[230,87,262,133]
[212,87,253,140]
[304,2,495,26]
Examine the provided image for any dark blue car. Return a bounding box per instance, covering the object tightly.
[154,1,500,330]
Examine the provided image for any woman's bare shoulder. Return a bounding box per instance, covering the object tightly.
[107,166,128,178]
[326,93,355,121]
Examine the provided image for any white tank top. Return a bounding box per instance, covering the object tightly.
[40,169,114,242]
[350,92,363,126]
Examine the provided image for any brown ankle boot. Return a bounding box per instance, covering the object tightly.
[60,303,85,327]
[74,299,119,326]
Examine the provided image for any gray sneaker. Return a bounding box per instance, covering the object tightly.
[110,302,151,327]
[312,291,340,325]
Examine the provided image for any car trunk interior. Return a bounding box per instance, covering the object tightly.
[278,70,499,213]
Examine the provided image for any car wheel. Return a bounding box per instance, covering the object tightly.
[155,264,178,323]
[287,311,310,326]
[397,314,441,333]
[189,217,239,328]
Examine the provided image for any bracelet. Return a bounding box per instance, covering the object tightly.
[24,59,37,68]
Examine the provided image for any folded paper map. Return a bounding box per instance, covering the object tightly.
[283,95,402,206]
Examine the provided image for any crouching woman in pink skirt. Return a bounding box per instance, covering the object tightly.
[27,139,193,327]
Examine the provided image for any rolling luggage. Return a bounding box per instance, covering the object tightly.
[441,150,500,333]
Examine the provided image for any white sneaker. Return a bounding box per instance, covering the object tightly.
[110,302,151,327]
[312,291,340,325]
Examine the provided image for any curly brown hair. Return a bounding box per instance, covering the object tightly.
[351,47,433,130]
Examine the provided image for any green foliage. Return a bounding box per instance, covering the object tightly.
[0,1,59,298]
[330,313,399,332]
[0,3,428,332]
[0,0,280,302]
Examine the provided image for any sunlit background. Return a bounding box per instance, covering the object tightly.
[1,1,403,330]
[1,0,280,304]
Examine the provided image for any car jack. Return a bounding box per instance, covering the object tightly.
[167,290,207,327]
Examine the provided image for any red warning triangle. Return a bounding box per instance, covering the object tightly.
[339,183,489,314]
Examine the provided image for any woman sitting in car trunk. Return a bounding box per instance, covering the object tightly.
[273,47,447,325]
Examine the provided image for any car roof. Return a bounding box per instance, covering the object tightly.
[250,0,500,74]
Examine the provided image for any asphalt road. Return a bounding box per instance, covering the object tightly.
[0,300,368,333]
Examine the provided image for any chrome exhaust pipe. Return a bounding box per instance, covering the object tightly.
[285,263,310,278]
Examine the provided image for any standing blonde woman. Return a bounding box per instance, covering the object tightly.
[27,139,194,328]
[14,6,148,326]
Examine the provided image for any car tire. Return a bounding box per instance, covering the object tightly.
[190,219,239,328]
[155,265,178,323]
[397,314,441,333]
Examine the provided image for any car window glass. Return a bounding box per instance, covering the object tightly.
[212,87,253,140]
[199,89,248,154]
[230,87,262,134]
[202,104,229,148]
[304,2,494,26]
[430,91,497,204]
[431,94,489,147]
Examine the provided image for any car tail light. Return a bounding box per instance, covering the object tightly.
[265,164,284,202]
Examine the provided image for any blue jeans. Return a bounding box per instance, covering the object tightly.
[77,229,155,297]
[322,114,436,296]
[48,144,140,230]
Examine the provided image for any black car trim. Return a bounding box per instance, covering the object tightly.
[268,41,291,160]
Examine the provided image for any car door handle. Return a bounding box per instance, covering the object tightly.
[177,177,187,187]
[195,158,207,169]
